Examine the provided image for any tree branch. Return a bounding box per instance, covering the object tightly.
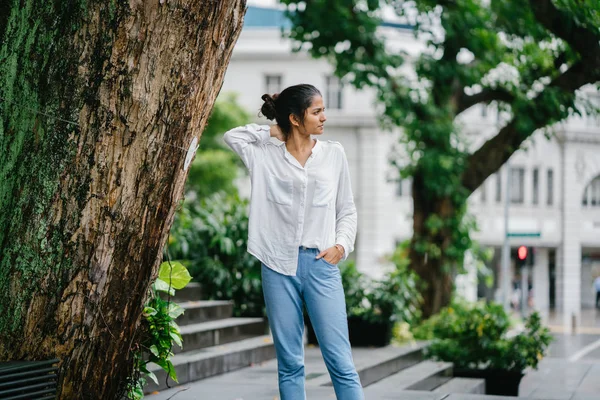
[529,0,600,64]
[456,88,515,115]
[462,60,600,193]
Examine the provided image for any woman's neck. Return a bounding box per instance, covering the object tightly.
[285,132,315,153]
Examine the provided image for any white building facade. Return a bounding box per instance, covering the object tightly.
[220,5,600,329]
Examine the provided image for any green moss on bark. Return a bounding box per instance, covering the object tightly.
[0,0,89,340]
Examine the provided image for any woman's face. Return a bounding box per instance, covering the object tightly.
[302,95,327,135]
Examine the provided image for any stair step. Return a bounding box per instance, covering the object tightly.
[307,342,427,388]
[174,318,266,354]
[444,394,531,400]
[433,377,486,394]
[364,360,453,395]
[145,335,276,393]
[162,282,203,303]
[177,300,234,326]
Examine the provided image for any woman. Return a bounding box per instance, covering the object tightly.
[223,84,363,400]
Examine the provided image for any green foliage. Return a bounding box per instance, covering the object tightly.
[420,300,553,372]
[340,242,422,325]
[127,262,191,399]
[186,149,239,199]
[199,92,251,151]
[185,92,250,199]
[169,192,264,317]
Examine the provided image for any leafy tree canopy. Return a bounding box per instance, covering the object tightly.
[280,0,600,314]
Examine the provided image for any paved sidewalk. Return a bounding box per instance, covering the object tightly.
[147,344,600,400]
[146,344,339,400]
[519,358,599,400]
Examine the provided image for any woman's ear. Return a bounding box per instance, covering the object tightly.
[289,113,300,127]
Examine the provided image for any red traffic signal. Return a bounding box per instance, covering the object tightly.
[517,245,528,261]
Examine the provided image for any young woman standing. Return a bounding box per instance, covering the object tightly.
[223,84,363,400]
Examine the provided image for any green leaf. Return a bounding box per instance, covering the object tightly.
[153,279,175,296]
[143,306,157,316]
[146,370,159,385]
[168,303,185,319]
[170,331,183,347]
[149,345,159,357]
[158,261,192,290]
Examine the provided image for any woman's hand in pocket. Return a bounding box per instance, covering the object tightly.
[316,246,343,265]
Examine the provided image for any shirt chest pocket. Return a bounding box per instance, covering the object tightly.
[312,179,335,208]
[267,174,293,206]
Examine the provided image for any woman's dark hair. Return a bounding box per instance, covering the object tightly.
[260,84,322,140]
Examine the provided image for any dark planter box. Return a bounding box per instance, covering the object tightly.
[305,316,393,347]
[453,368,524,396]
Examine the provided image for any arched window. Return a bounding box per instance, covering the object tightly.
[582,175,600,207]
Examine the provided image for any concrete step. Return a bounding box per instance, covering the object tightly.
[145,335,276,393]
[174,318,266,354]
[161,282,204,303]
[433,377,486,394]
[306,342,427,388]
[351,390,529,400]
[444,394,532,400]
[177,300,234,326]
[363,360,453,395]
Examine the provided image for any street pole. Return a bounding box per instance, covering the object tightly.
[521,265,529,317]
[502,164,511,311]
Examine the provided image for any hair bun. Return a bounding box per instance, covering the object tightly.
[260,94,278,120]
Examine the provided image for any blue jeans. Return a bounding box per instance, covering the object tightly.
[261,247,364,400]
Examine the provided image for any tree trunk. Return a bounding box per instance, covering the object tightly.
[409,174,454,318]
[0,1,246,399]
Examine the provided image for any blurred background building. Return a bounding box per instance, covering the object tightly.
[219,2,600,322]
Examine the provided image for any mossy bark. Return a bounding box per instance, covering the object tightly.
[0,1,246,398]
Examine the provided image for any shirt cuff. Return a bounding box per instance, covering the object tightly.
[256,124,271,142]
[336,240,349,261]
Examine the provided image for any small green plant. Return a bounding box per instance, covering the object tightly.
[127,261,192,399]
[339,241,422,326]
[422,300,553,372]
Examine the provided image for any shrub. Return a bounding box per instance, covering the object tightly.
[423,300,553,372]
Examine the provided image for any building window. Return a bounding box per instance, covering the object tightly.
[480,181,487,203]
[265,74,282,94]
[510,167,525,204]
[547,169,554,206]
[532,168,539,205]
[395,178,403,197]
[495,173,502,203]
[582,175,600,207]
[325,75,343,109]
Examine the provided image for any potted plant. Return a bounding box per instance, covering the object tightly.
[418,300,553,396]
[306,245,422,347]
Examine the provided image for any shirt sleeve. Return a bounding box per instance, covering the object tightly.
[335,146,357,261]
[223,124,271,172]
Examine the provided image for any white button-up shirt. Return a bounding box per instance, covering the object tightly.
[224,124,358,276]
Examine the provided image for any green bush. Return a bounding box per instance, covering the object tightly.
[168,192,264,317]
[339,242,422,326]
[422,300,553,372]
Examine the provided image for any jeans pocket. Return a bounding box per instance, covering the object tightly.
[320,257,337,267]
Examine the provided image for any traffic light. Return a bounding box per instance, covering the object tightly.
[517,246,528,261]
[515,246,534,268]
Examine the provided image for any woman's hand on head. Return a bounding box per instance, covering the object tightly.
[316,245,344,265]
[270,124,285,142]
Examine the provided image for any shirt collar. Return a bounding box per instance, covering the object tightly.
[279,138,322,168]
[278,138,322,154]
